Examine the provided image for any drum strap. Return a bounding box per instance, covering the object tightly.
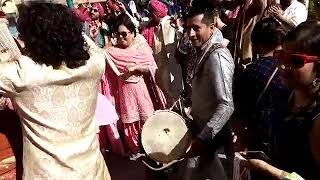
[142,158,184,171]
[192,43,223,80]
[169,97,183,114]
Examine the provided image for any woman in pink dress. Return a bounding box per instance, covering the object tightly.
[104,13,166,157]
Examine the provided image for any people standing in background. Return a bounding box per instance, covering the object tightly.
[72,1,109,48]
[89,3,109,48]
[168,0,179,16]
[103,2,118,33]
[268,0,308,29]
[123,0,142,21]
[1,0,18,38]
[235,17,290,160]
[236,0,267,64]
[117,1,140,27]
[72,2,92,37]
[180,0,193,17]
[213,8,235,56]
[0,11,21,61]
[241,21,320,180]
[142,0,183,107]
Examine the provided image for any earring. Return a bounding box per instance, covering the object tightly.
[312,78,320,88]
[83,40,89,51]
[210,30,214,36]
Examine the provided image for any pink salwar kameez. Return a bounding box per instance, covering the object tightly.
[104,34,166,155]
[119,76,155,154]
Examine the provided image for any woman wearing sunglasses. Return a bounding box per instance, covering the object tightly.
[245,21,320,179]
[103,14,166,158]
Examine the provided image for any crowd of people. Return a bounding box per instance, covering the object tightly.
[0,0,319,179]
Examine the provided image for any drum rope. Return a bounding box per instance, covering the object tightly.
[233,153,251,180]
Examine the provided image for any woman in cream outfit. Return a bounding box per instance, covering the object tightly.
[0,3,110,179]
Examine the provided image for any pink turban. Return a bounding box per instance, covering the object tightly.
[149,0,168,18]
[92,3,105,17]
[74,7,91,22]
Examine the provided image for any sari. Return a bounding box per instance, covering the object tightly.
[103,34,166,154]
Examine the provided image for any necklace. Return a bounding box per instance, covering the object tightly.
[291,94,317,113]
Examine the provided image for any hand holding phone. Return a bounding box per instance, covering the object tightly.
[241,151,271,162]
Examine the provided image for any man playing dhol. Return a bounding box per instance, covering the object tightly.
[183,7,234,180]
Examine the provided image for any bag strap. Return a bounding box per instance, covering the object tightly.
[192,43,223,78]
[256,67,278,105]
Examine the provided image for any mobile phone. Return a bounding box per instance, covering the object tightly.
[243,151,271,162]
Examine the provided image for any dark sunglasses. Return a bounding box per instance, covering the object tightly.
[92,8,99,13]
[273,50,320,70]
[115,31,130,38]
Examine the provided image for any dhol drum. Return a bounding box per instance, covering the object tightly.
[141,110,192,169]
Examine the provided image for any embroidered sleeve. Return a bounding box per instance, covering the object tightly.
[0,60,19,96]
[198,49,235,141]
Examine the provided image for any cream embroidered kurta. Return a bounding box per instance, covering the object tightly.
[0,36,110,180]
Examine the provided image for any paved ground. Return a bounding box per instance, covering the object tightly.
[105,154,146,180]
[104,153,186,180]
[105,153,233,180]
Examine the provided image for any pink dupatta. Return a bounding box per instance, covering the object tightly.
[142,24,156,50]
[94,93,119,126]
[106,34,157,72]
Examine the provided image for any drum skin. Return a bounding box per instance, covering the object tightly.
[141,110,192,163]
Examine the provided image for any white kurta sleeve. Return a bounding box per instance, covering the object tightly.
[0,60,20,96]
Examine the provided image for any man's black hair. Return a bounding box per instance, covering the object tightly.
[186,7,215,25]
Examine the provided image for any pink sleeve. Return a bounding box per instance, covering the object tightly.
[94,93,119,126]
[5,98,14,110]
